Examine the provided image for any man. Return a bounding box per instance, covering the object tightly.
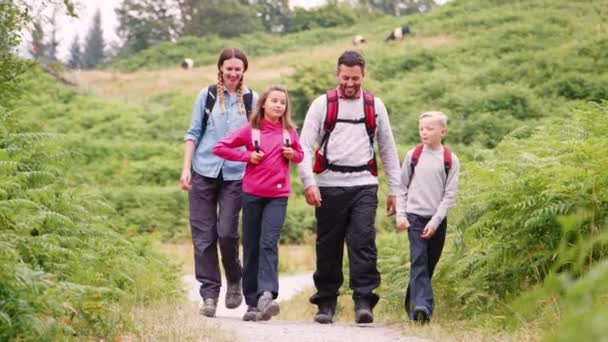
[298,50,401,324]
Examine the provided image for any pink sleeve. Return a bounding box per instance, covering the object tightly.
[289,129,304,164]
[213,125,252,162]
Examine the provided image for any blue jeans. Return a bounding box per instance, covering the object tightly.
[241,193,288,306]
[406,213,447,319]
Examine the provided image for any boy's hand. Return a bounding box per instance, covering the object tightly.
[421,226,436,239]
[282,147,295,160]
[250,151,265,164]
[396,218,409,232]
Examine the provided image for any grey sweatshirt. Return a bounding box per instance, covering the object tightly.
[396,145,460,230]
[297,91,401,195]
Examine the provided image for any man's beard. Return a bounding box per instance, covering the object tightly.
[340,84,360,99]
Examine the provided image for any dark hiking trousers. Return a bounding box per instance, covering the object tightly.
[241,194,288,306]
[309,185,381,309]
[189,171,243,300]
[404,213,447,319]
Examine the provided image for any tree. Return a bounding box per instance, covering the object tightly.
[358,0,436,16]
[82,9,104,69]
[45,6,61,61]
[257,0,290,33]
[67,34,81,69]
[116,0,177,54]
[178,0,263,38]
[29,20,45,59]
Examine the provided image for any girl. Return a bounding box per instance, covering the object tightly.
[180,48,257,318]
[213,85,303,321]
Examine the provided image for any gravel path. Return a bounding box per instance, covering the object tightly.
[182,273,432,342]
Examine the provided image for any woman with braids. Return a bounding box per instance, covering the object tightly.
[180,47,258,318]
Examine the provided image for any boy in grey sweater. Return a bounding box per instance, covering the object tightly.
[396,111,460,324]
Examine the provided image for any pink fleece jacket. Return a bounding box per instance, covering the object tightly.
[213,119,304,198]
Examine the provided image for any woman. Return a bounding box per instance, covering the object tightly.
[180,47,257,318]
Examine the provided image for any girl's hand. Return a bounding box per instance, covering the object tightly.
[180,168,192,191]
[250,151,265,164]
[282,147,295,160]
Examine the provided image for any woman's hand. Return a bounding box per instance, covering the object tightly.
[180,168,192,191]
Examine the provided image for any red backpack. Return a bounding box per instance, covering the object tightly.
[313,89,378,176]
[407,144,453,188]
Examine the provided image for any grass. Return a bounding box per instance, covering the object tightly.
[162,241,315,276]
[130,302,233,342]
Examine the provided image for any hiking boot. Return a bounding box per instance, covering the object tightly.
[199,298,218,318]
[354,301,374,324]
[242,305,260,322]
[225,281,243,309]
[413,306,430,325]
[256,291,280,320]
[313,303,335,324]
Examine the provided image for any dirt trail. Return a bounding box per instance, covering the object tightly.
[183,273,432,342]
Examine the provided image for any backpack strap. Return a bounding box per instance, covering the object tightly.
[283,129,291,147]
[201,85,253,140]
[362,91,376,144]
[407,144,452,188]
[251,127,291,153]
[313,89,378,176]
[251,128,261,153]
[199,85,218,140]
[443,145,452,176]
[243,91,253,119]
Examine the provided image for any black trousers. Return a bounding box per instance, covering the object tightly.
[309,185,381,308]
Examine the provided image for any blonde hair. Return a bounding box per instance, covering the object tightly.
[419,111,448,127]
[250,85,296,130]
[216,47,248,114]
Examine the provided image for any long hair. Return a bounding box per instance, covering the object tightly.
[250,85,297,130]
[216,47,249,113]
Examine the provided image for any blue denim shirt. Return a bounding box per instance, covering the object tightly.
[184,86,258,180]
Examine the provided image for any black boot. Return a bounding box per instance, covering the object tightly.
[354,301,373,324]
[314,302,336,324]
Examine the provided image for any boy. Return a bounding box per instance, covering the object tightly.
[396,111,460,324]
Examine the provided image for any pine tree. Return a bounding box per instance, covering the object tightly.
[82,9,105,69]
[29,21,45,59]
[67,34,81,69]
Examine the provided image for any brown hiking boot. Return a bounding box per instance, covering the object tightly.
[242,305,260,321]
[256,291,280,320]
[199,298,218,318]
[225,281,243,309]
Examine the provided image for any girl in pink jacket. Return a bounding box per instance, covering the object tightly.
[214,85,303,322]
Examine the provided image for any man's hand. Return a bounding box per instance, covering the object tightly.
[304,185,322,207]
[250,151,265,164]
[396,218,410,232]
[386,195,397,216]
[421,226,436,240]
[180,168,192,191]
